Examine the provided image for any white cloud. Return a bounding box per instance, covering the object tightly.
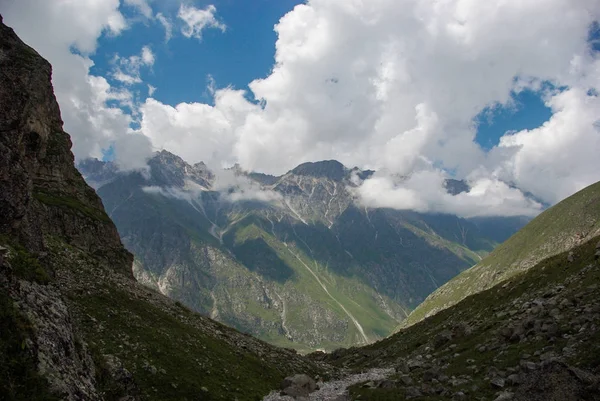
[148,84,157,96]
[124,0,153,19]
[141,45,155,65]
[135,0,600,216]
[353,170,543,218]
[0,0,151,171]
[494,87,600,204]
[211,168,283,204]
[3,0,600,216]
[156,13,173,42]
[178,4,226,41]
[112,45,155,85]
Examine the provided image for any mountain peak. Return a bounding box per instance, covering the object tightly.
[290,160,347,181]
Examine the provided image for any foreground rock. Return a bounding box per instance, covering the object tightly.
[264,368,394,400]
[280,374,318,398]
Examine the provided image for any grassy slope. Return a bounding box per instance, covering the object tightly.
[48,238,329,401]
[226,219,402,349]
[323,237,600,400]
[405,181,600,327]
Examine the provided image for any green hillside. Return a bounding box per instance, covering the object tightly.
[404,180,600,328]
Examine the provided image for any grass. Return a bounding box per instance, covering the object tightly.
[0,292,59,400]
[405,181,600,328]
[34,190,111,223]
[221,217,405,349]
[330,236,600,400]
[73,285,289,401]
[0,237,52,285]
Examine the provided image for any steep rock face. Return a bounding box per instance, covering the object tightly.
[0,17,132,399]
[0,16,131,272]
[0,17,329,401]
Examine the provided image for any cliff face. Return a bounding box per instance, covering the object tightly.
[0,15,131,272]
[0,16,327,401]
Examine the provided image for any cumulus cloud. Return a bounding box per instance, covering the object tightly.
[211,169,283,204]
[3,0,600,216]
[353,170,543,218]
[178,4,226,41]
[112,45,155,85]
[135,0,600,216]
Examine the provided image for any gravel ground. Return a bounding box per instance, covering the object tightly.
[262,368,394,401]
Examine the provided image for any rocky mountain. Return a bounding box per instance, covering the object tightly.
[313,229,600,401]
[0,16,329,400]
[78,151,527,351]
[404,180,600,328]
[3,14,600,401]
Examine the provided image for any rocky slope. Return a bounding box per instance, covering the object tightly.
[405,181,600,328]
[0,16,329,401]
[79,152,527,351]
[310,228,600,400]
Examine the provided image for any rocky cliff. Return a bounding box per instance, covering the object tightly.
[0,16,328,401]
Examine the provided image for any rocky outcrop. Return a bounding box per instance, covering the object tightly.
[0,15,132,273]
[0,16,336,401]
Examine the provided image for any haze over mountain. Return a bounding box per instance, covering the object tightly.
[78,151,529,350]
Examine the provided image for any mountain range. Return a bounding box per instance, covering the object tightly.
[78,152,528,351]
[2,15,600,401]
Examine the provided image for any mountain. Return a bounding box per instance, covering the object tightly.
[404,180,600,328]
[78,153,528,351]
[314,225,600,400]
[0,17,327,400]
[308,179,600,400]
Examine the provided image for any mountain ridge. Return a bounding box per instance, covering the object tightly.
[404,179,600,328]
[78,151,529,351]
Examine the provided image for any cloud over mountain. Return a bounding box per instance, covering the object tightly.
[2,0,599,216]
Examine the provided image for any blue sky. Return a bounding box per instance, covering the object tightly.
[92,0,304,105]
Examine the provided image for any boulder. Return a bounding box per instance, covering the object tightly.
[280,374,317,398]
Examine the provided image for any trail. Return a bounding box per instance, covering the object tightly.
[263,368,394,400]
[283,243,369,344]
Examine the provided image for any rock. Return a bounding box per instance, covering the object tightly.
[407,359,424,370]
[506,374,521,386]
[280,374,317,398]
[567,252,574,262]
[423,368,439,382]
[435,330,453,348]
[494,391,514,401]
[405,386,422,398]
[490,377,505,388]
[399,374,414,386]
[394,359,409,373]
[377,380,396,389]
